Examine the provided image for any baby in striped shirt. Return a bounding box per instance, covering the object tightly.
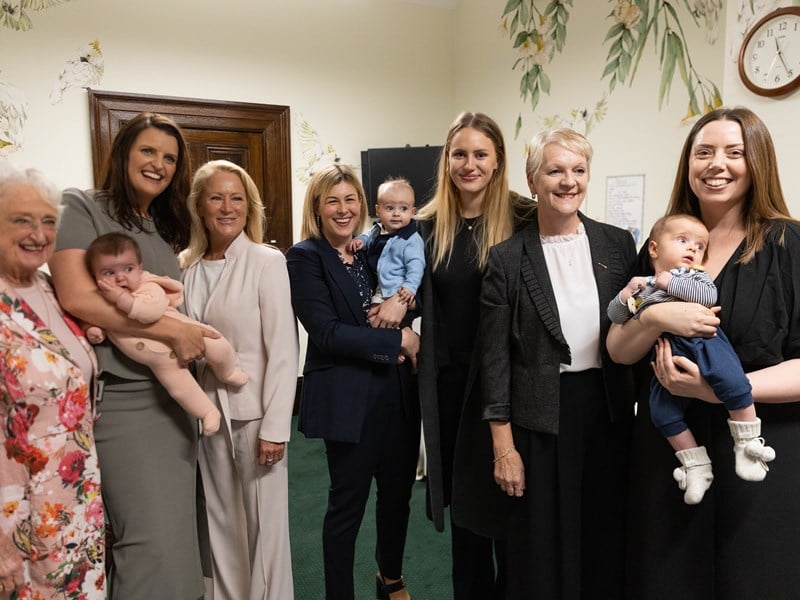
[608,214,774,504]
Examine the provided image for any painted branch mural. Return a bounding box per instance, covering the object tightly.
[501,0,572,137]
[502,0,724,137]
[0,0,73,31]
[602,0,723,122]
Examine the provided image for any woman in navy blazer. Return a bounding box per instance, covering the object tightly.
[286,163,420,600]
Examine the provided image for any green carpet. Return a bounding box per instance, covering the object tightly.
[288,417,451,599]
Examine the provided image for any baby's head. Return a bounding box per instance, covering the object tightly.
[86,233,144,292]
[647,214,709,272]
[375,178,415,234]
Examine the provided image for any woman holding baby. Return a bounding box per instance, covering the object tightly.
[50,112,206,599]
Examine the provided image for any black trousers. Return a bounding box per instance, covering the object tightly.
[322,367,420,600]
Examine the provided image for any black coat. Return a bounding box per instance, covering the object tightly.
[480,211,637,434]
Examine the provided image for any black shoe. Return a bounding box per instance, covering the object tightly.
[376,574,406,600]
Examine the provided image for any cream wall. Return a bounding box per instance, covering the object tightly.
[2,0,798,242]
[3,0,798,370]
[0,0,455,243]
[454,0,799,239]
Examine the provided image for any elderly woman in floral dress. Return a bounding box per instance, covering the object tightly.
[0,161,105,598]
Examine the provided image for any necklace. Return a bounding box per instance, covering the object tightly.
[463,216,481,231]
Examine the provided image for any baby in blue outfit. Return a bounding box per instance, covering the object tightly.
[608,214,775,504]
[352,177,425,309]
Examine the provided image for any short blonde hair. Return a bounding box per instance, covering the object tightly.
[526,128,593,178]
[300,163,368,240]
[377,177,415,206]
[181,160,264,266]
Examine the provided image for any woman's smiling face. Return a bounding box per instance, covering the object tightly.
[447,127,498,200]
[688,119,752,212]
[126,127,179,210]
[318,181,361,247]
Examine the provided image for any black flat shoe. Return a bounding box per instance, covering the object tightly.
[376,574,406,600]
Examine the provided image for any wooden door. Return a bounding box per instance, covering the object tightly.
[88,90,292,250]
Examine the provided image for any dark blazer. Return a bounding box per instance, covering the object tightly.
[480,210,637,434]
[286,237,404,443]
[416,205,536,535]
[416,219,448,532]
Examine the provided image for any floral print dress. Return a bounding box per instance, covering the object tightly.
[0,274,105,599]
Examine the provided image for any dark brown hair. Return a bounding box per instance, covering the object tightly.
[85,232,142,274]
[666,106,794,263]
[98,112,192,252]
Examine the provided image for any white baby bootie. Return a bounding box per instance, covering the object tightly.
[728,418,775,481]
[673,446,714,505]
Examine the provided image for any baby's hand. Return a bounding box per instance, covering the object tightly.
[347,238,364,253]
[654,271,673,290]
[97,279,125,303]
[620,276,648,303]
[396,287,414,305]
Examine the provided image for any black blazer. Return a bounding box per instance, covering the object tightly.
[286,237,404,443]
[480,210,637,434]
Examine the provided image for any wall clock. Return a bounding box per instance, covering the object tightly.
[738,6,800,97]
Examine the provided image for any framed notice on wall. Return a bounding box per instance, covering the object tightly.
[606,174,645,245]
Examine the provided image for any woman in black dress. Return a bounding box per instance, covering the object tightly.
[411,112,530,600]
[607,106,800,599]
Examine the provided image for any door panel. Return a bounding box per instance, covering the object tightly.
[88,89,292,249]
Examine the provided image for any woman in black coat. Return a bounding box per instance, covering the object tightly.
[408,112,531,600]
[481,128,636,598]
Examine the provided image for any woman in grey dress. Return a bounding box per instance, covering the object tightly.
[50,113,210,600]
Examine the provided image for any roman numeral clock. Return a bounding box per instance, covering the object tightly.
[739,7,800,97]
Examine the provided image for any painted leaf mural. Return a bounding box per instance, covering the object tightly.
[0,0,73,31]
[602,0,723,122]
[503,0,724,137]
[501,0,573,138]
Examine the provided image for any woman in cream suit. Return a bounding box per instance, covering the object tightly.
[182,160,299,600]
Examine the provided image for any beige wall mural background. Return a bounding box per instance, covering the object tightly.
[1,0,798,244]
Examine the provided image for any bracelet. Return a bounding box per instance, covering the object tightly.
[493,448,514,463]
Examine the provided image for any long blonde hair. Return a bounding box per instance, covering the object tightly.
[416,112,513,270]
[181,160,264,267]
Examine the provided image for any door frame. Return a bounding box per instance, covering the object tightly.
[88,89,292,249]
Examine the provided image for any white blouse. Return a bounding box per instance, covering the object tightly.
[185,258,225,321]
[540,223,601,373]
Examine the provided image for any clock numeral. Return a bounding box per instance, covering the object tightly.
[775,74,782,84]
[757,39,766,49]
[779,20,788,31]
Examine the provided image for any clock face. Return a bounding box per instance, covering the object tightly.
[739,8,800,96]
